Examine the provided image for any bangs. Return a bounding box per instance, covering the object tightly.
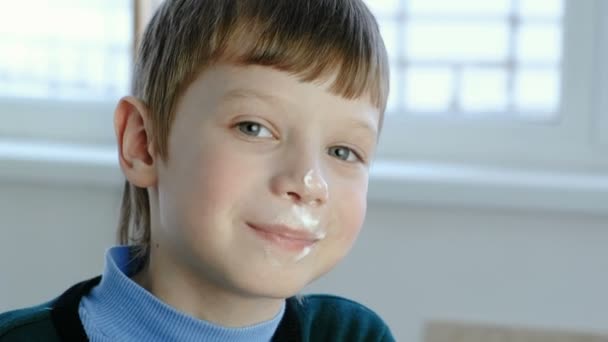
[210,0,390,111]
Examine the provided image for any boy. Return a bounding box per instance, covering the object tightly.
[0,0,393,340]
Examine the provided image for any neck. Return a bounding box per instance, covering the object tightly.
[131,247,284,328]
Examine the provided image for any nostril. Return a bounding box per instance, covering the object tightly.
[287,192,301,201]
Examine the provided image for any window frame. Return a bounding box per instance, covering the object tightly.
[376,0,607,172]
[592,0,608,149]
[0,0,135,146]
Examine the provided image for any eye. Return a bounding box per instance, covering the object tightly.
[236,121,274,138]
[328,146,360,163]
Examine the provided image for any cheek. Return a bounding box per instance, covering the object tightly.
[332,178,368,244]
[185,149,255,215]
[163,144,259,234]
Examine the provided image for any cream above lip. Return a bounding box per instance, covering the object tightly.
[273,205,322,235]
[290,205,320,229]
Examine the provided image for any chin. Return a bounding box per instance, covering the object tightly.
[233,271,315,300]
[230,259,338,300]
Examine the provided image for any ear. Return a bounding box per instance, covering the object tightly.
[114,96,157,188]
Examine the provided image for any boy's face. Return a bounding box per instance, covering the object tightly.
[152,64,379,299]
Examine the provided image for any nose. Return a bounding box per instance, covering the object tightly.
[270,156,329,207]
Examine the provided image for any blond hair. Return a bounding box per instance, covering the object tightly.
[118,0,390,259]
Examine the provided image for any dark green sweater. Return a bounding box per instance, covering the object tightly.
[0,276,395,341]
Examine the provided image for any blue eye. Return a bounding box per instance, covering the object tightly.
[236,121,273,138]
[328,146,360,162]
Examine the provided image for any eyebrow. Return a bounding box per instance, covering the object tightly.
[348,117,378,138]
[222,88,378,137]
[221,88,285,105]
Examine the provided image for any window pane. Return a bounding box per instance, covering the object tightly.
[378,19,399,62]
[519,0,564,18]
[405,22,509,61]
[364,0,400,16]
[405,67,453,112]
[386,67,401,113]
[516,23,562,63]
[0,0,132,101]
[514,68,560,112]
[408,0,510,16]
[364,0,565,119]
[460,68,507,112]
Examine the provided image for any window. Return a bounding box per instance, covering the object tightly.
[365,0,607,173]
[0,1,131,101]
[367,0,563,119]
[0,0,132,144]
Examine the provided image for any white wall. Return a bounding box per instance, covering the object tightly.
[1,181,607,341]
[0,181,120,307]
[308,202,608,340]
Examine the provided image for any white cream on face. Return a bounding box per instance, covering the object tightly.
[260,169,329,265]
[289,206,320,233]
[294,246,312,263]
[269,205,325,263]
[303,169,328,204]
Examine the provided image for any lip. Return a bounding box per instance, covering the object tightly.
[247,222,321,252]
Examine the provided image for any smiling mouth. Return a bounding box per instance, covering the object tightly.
[246,222,322,252]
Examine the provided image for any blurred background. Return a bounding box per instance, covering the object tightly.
[1,0,607,341]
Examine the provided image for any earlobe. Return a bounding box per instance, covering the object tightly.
[114,96,158,188]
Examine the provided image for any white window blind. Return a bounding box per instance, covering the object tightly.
[365,0,563,121]
[0,0,132,101]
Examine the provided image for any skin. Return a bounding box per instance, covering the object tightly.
[114,64,380,327]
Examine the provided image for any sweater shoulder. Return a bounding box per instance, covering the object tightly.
[300,294,384,320]
[293,294,395,341]
[0,302,59,341]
